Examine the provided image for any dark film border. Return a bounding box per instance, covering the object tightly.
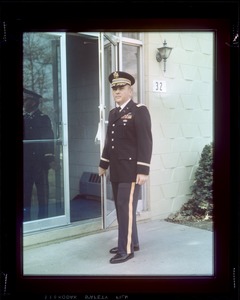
[0,1,239,299]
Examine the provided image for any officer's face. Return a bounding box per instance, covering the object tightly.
[112,84,132,106]
[23,98,38,113]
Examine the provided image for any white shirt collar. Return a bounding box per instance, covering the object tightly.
[117,99,131,111]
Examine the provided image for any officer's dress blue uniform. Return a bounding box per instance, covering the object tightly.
[23,109,54,221]
[100,99,152,257]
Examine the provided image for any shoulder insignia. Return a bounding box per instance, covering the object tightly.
[136,103,146,108]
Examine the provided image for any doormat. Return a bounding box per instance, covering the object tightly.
[70,196,101,222]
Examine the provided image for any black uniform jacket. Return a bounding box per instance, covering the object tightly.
[23,109,55,168]
[99,100,152,183]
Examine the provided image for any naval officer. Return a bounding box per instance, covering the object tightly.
[99,71,152,264]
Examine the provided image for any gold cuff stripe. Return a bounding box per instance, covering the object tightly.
[101,157,110,163]
[137,161,150,167]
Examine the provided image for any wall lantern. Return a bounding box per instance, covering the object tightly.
[156,40,173,72]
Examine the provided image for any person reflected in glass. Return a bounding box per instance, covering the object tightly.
[23,88,55,221]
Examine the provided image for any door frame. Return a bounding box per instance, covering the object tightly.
[99,32,120,229]
[23,32,70,233]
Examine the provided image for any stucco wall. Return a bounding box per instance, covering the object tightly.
[145,32,213,219]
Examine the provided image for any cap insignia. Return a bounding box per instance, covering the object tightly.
[113,72,119,79]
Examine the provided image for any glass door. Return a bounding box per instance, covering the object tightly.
[23,32,70,232]
[99,33,119,228]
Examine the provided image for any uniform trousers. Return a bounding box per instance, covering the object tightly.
[24,160,49,221]
[111,182,140,255]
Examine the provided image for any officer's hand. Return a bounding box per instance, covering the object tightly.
[99,167,106,176]
[136,174,148,185]
[49,161,57,170]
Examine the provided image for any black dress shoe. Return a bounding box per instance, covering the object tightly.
[110,253,134,264]
[109,245,140,254]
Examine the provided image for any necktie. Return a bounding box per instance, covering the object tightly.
[114,106,121,117]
